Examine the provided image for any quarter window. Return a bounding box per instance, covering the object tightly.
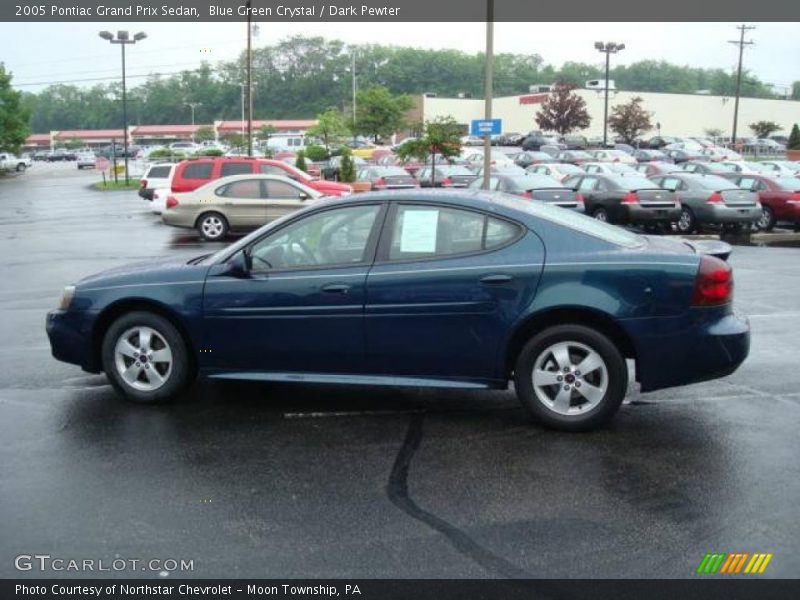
[220,162,253,177]
[182,163,212,180]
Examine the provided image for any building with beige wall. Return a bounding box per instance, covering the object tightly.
[421,90,800,138]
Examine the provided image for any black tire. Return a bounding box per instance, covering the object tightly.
[16,164,26,172]
[513,324,628,431]
[592,207,609,222]
[757,206,775,232]
[101,311,192,404]
[196,212,229,241]
[676,207,696,234]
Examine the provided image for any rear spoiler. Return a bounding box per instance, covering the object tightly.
[682,239,732,261]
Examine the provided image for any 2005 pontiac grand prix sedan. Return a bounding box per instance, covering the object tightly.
[47,190,750,431]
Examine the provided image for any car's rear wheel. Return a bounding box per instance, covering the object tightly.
[676,207,695,234]
[197,212,229,240]
[592,207,609,222]
[757,206,775,231]
[514,325,628,431]
[16,164,26,172]
[101,311,192,403]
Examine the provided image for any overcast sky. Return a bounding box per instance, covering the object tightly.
[2,22,798,95]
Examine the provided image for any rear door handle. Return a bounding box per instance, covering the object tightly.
[479,274,513,285]
[321,283,351,294]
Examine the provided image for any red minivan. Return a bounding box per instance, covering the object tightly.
[170,157,352,196]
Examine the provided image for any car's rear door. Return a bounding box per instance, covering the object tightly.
[213,179,266,228]
[364,202,544,381]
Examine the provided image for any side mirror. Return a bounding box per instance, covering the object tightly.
[299,192,310,200]
[226,250,251,277]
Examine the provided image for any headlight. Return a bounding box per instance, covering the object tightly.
[58,285,76,310]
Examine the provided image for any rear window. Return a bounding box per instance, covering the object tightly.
[772,178,800,191]
[519,175,562,189]
[493,193,644,249]
[147,166,172,178]
[692,175,739,190]
[378,167,409,177]
[182,163,212,180]
[608,176,660,190]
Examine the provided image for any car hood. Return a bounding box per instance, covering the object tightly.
[77,256,211,289]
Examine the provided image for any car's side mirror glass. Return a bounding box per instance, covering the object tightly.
[226,250,251,277]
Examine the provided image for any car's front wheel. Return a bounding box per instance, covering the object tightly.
[197,212,229,240]
[16,164,26,172]
[514,324,628,431]
[101,311,192,403]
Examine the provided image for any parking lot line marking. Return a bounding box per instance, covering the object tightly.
[284,409,426,419]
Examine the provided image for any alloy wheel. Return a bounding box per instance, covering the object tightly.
[113,326,173,391]
[201,216,225,239]
[531,341,609,416]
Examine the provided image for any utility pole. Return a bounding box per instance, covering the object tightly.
[482,0,494,190]
[185,102,202,141]
[352,50,357,144]
[246,0,253,156]
[729,24,755,145]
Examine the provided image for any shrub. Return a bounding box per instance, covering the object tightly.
[304,144,329,162]
[788,124,800,150]
[148,148,186,160]
[194,148,223,157]
[339,149,356,183]
[295,150,308,172]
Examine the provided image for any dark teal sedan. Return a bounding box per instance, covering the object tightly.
[47,190,750,431]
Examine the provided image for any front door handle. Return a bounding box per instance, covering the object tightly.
[321,283,351,294]
[479,274,513,285]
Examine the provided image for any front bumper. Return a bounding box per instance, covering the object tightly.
[46,309,100,372]
[624,308,750,393]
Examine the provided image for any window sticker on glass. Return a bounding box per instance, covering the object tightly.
[400,209,439,253]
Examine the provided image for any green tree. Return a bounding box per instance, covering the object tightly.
[195,126,215,142]
[608,96,653,144]
[227,133,245,150]
[259,123,278,144]
[295,150,308,172]
[307,108,349,151]
[339,148,356,183]
[395,116,462,186]
[787,124,800,150]
[704,127,723,139]
[355,85,414,143]
[535,82,591,135]
[749,121,781,139]
[0,64,30,154]
[304,144,329,161]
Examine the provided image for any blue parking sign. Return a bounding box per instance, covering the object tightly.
[470,119,502,136]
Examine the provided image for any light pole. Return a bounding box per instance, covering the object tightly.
[351,50,358,144]
[185,102,202,141]
[594,41,625,148]
[99,30,146,184]
[482,0,494,190]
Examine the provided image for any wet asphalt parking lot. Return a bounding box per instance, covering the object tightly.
[1,162,799,579]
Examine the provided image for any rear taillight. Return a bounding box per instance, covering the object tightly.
[575,192,585,205]
[788,192,800,204]
[692,255,733,306]
[166,196,179,209]
[707,192,724,204]
[621,192,639,204]
[441,177,454,187]
[522,191,533,199]
[374,177,387,189]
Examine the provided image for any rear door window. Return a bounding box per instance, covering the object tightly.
[388,206,489,260]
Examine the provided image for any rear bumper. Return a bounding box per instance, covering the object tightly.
[619,204,681,224]
[46,310,100,372]
[697,204,761,224]
[624,308,750,393]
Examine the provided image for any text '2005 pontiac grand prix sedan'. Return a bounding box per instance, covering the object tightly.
[47,190,749,431]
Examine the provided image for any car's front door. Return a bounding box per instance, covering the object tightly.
[262,178,313,222]
[364,203,544,382]
[202,203,386,374]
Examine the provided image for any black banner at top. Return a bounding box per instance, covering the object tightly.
[3,0,800,22]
